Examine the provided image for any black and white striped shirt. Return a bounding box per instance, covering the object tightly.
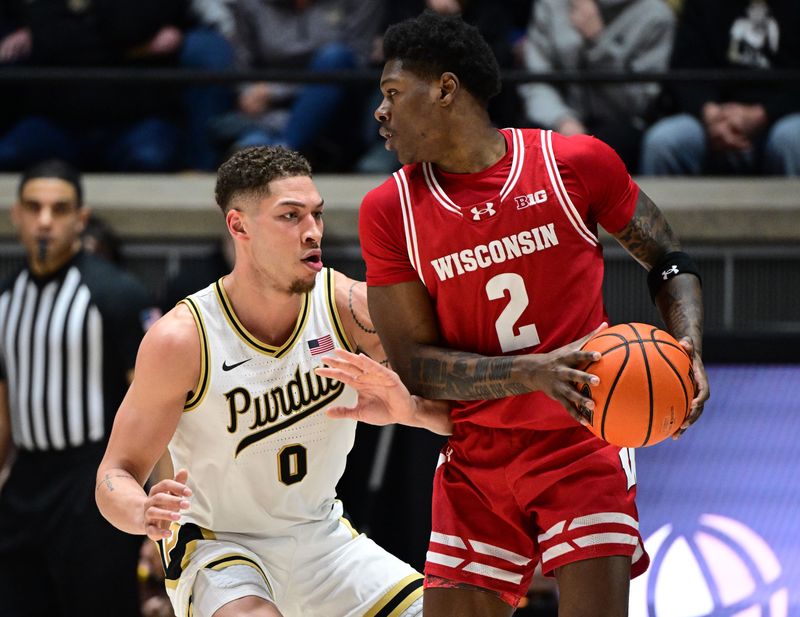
[0,251,152,452]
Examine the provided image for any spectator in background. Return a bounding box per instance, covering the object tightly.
[0,0,234,172]
[519,0,675,171]
[0,0,186,171]
[640,0,800,176]
[0,0,29,65]
[190,0,236,40]
[0,0,25,135]
[213,0,383,169]
[0,160,156,617]
[181,0,236,170]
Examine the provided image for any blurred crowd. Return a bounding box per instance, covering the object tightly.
[0,0,798,175]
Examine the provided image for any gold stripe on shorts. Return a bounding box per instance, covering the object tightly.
[158,523,215,588]
[365,573,424,617]
[203,552,274,598]
[339,514,359,539]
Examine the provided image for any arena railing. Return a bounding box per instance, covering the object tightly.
[0,67,799,85]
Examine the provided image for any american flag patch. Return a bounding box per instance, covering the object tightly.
[308,334,334,355]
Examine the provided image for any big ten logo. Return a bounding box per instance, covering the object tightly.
[514,190,547,210]
[630,514,788,617]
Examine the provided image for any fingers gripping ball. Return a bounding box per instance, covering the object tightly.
[579,323,693,447]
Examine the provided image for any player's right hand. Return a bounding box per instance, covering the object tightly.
[526,323,606,423]
[143,468,192,541]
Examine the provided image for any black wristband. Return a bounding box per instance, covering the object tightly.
[647,251,702,304]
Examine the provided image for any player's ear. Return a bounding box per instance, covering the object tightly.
[76,205,91,234]
[226,208,247,238]
[439,72,459,106]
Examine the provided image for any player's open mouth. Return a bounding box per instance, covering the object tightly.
[302,253,323,272]
[380,128,394,149]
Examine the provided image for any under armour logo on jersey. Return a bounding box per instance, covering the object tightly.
[662,265,680,280]
[514,190,548,210]
[470,202,496,220]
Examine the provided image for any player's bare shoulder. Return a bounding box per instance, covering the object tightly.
[134,302,201,389]
[145,302,200,354]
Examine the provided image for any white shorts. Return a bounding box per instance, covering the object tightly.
[159,502,422,617]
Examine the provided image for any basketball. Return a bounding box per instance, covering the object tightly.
[578,323,694,447]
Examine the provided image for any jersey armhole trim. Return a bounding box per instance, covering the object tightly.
[393,169,427,287]
[541,129,599,247]
[179,298,210,412]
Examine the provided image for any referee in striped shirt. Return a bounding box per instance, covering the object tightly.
[0,160,153,617]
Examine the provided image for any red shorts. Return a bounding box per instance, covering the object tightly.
[424,421,649,607]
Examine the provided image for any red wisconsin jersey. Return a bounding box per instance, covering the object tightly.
[359,128,638,430]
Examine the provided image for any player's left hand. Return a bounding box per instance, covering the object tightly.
[673,337,709,438]
[317,350,415,425]
[143,469,192,541]
[317,350,453,435]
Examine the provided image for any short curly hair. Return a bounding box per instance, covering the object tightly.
[215,146,312,213]
[383,10,501,105]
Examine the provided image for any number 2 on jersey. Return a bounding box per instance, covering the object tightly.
[486,273,540,353]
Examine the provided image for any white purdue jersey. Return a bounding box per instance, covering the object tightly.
[171,268,358,534]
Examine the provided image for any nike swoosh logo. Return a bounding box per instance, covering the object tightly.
[222,358,252,371]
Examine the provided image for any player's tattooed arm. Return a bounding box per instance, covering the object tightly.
[612,188,708,430]
[656,275,704,354]
[96,470,136,493]
[612,189,680,268]
[409,353,528,399]
[611,189,702,346]
[368,281,601,410]
[333,273,390,365]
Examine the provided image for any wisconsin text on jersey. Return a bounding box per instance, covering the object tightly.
[225,368,344,455]
[430,222,559,282]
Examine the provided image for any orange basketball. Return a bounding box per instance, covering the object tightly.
[578,323,694,447]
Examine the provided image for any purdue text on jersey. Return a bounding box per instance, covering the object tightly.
[225,368,344,456]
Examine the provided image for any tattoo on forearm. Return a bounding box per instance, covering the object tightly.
[348,283,376,334]
[410,354,529,400]
[617,193,703,354]
[657,278,704,355]
[95,471,135,493]
[615,192,679,267]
